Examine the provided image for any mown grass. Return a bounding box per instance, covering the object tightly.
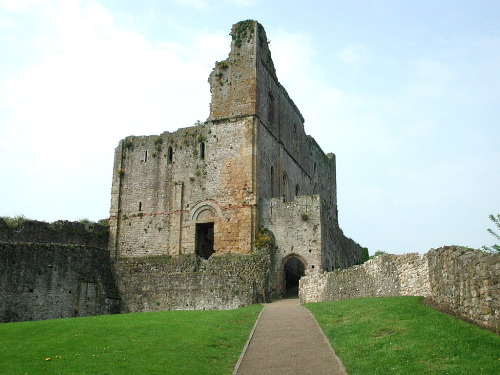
[0,304,262,375]
[306,296,499,375]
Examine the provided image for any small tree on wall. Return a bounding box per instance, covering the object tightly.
[482,214,500,253]
[361,247,369,262]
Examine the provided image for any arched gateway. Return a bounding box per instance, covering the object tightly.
[282,255,307,297]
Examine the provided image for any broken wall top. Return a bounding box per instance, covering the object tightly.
[208,20,304,132]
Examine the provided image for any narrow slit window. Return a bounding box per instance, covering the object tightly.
[168,146,173,163]
[270,165,274,197]
[144,151,148,163]
[268,92,274,124]
[200,142,205,160]
[282,172,288,201]
[139,202,142,211]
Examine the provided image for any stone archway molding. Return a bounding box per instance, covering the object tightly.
[281,253,308,270]
[190,200,223,222]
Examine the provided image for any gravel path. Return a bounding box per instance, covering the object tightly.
[233,298,347,375]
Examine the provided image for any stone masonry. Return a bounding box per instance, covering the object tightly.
[108,19,363,300]
[1,22,497,327]
[0,220,120,323]
[300,246,500,332]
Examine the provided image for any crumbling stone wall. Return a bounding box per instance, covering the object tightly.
[427,247,499,331]
[261,195,323,271]
[109,117,257,258]
[1,217,275,322]
[114,252,272,312]
[300,247,499,332]
[0,219,108,248]
[109,20,354,272]
[300,253,430,303]
[0,243,120,322]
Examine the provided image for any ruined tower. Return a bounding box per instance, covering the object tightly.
[109,20,362,300]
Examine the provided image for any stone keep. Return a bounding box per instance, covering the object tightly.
[109,20,362,293]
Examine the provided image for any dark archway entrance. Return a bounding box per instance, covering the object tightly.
[283,256,305,297]
[195,222,214,259]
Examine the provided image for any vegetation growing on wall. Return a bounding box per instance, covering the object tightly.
[123,137,134,150]
[232,19,254,48]
[254,227,275,252]
[153,136,163,151]
[0,215,27,230]
[361,247,369,263]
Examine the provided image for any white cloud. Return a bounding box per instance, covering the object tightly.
[0,0,226,221]
[230,0,258,6]
[0,0,44,12]
[171,0,257,9]
[171,0,208,10]
[406,59,456,97]
[338,44,368,64]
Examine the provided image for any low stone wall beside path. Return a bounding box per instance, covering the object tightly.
[299,246,499,333]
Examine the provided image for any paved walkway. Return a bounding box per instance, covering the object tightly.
[233,298,347,375]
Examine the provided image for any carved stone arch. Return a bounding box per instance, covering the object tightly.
[190,200,222,222]
[281,253,308,271]
[190,200,222,260]
[281,253,307,297]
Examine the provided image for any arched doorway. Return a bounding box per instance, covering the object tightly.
[283,256,306,297]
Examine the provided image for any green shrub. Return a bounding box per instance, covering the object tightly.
[1,215,27,230]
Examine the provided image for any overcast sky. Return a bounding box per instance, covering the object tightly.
[1,0,499,254]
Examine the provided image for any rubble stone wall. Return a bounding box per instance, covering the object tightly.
[427,247,499,332]
[0,243,120,323]
[109,116,257,258]
[114,253,271,312]
[0,219,108,248]
[300,247,499,332]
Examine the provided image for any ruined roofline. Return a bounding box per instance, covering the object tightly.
[209,20,305,124]
[252,20,305,124]
[306,135,336,162]
[247,20,305,123]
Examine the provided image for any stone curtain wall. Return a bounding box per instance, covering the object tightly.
[427,247,499,331]
[300,246,499,332]
[0,243,120,322]
[0,219,119,323]
[300,253,430,303]
[1,219,272,322]
[0,219,108,248]
[114,253,271,312]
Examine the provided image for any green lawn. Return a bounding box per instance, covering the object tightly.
[0,304,263,375]
[2,297,498,375]
[306,296,500,375]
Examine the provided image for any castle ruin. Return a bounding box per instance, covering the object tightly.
[1,21,497,329]
[1,20,363,321]
[109,20,363,297]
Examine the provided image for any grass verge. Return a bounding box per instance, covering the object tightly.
[306,296,499,375]
[0,304,262,375]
